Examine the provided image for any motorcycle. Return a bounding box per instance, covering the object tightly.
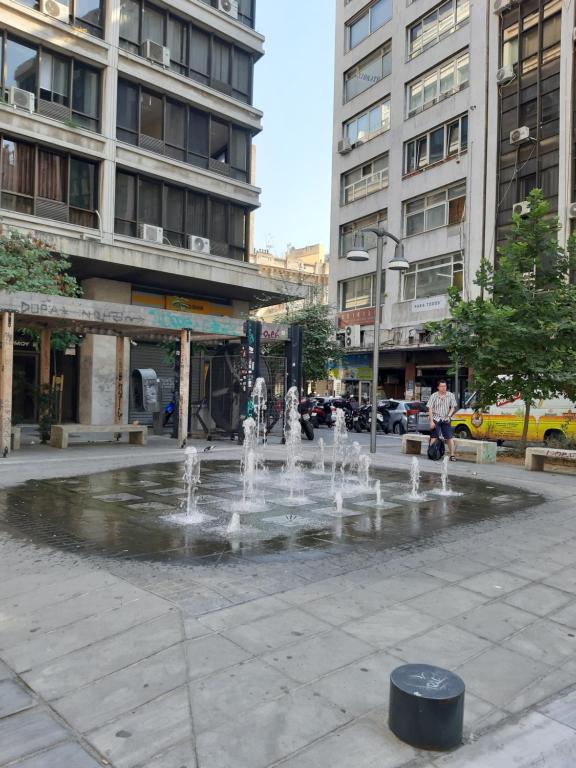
[298,398,315,441]
[311,402,334,429]
[363,405,389,433]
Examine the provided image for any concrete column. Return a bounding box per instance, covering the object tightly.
[0,313,14,457]
[100,0,120,245]
[78,279,131,425]
[405,360,416,400]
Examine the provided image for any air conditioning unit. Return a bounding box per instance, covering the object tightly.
[8,87,35,113]
[568,203,576,219]
[138,224,164,244]
[141,40,170,67]
[40,0,69,21]
[188,235,211,254]
[344,325,361,348]
[493,0,515,13]
[218,0,239,19]
[496,65,515,85]
[510,126,530,145]
[338,138,353,155]
[513,200,530,217]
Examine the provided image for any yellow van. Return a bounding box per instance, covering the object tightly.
[450,392,576,444]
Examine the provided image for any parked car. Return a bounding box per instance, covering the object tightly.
[377,400,424,434]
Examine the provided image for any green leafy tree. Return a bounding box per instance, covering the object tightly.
[431,189,576,449]
[0,229,79,296]
[266,291,341,388]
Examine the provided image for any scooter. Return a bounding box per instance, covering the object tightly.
[298,398,315,441]
[311,402,334,428]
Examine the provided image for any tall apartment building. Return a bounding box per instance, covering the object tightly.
[330,0,571,403]
[0,0,303,424]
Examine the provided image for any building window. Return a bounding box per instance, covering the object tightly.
[114,170,249,261]
[402,253,463,301]
[339,209,387,258]
[500,0,561,75]
[1,34,100,131]
[347,0,392,50]
[344,43,391,102]
[405,115,468,174]
[198,0,255,29]
[116,80,251,182]
[340,272,386,311]
[10,0,103,37]
[404,182,466,236]
[342,153,389,204]
[406,51,469,117]
[118,2,254,104]
[408,0,470,60]
[345,97,390,145]
[0,135,98,226]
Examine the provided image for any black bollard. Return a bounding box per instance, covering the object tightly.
[389,663,465,751]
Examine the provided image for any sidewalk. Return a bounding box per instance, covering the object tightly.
[0,438,575,767]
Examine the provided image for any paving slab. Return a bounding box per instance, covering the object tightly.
[262,629,376,684]
[144,740,197,768]
[86,687,192,768]
[457,570,531,598]
[505,663,576,714]
[434,711,576,767]
[539,688,576,730]
[453,601,539,642]
[363,572,447,603]
[503,618,576,666]
[548,600,576,629]
[197,595,289,632]
[185,634,252,680]
[190,658,293,734]
[456,646,553,708]
[0,679,34,718]
[391,623,492,669]
[343,604,440,649]
[503,583,573,617]
[420,555,490,583]
[196,687,350,768]
[53,644,187,733]
[221,608,332,655]
[543,566,576,595]
[8,741,102,768]
[22,612,183,699]
[300,587,395,626]
[0,709,68,765]
[274,708,417,768]
[405,585,490,622]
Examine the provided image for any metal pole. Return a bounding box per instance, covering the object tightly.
[370,235,384,454]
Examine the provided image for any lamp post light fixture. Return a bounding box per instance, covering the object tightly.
[346,228,409,454]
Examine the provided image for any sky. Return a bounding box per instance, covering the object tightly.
[252,1,335,257]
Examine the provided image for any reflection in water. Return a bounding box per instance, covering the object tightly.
[0,461,541,565]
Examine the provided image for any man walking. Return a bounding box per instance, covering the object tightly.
[428,380,458,461]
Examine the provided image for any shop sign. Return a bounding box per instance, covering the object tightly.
[261,324,290,342]
[330,353,372,381]
[337,307,375,328]
[412,296,447,313]
[132,291,233,317]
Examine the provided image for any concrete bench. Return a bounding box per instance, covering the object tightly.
[525,447,576,472]
[11,427,21,451]
[50,424,148,449]
[402,433,497,464]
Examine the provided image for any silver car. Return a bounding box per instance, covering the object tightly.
[377,400,425,434]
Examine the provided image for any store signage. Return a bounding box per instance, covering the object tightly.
[412,296,447,313]
[330,353,372,381]
[337,307,375,328]
[261,324,290,342]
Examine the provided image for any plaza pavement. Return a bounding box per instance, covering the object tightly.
[0,434,576,767]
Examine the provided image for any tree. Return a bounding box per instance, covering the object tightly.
[0,229,79,297]
[265,291,341,388]
[431,189,576,449]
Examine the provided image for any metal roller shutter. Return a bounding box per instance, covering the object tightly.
[129,342,175,426]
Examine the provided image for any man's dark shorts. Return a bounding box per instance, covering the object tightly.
[432,420,454,440]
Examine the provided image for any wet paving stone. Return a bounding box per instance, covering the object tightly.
[0,461,544,566]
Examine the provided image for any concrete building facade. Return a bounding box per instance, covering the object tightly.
[330,0,573,403]
[0,0,304,425]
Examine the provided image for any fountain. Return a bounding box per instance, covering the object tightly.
[335,489,343,515]
[331,408,348,489]
[252,377,267,446]
[163,446,211,525]
[315,437,326,473]
[408,457,426,502]
[360,454,371,487]
[284,386,302,497]
[431,456,463,497]
[375,479,382,506]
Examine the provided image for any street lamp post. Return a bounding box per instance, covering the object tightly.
[347,228,408,454]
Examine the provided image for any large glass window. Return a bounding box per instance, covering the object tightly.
[73,0,103,37]
[404,183,466,236]
[142,4,164,45]
[342,154,389,204]
[119,0,140,50]
[347,0,392,50]
[402,253,463,300]
[212,40,231,86]
[408,0,470,59]
[39,53,70,106]
[168,15,187,73]
[190,28,210,85]
[114,170,250,260]
[344,44,391,103]
[5,38,37,94]
[341,275,374,310]
[339,210,387,259]
[72,63,99,130]
[345,98,390,145]
[0,136,97,225]
[140,91,163,140]
[406,52,469,117]
[405,115,468,174]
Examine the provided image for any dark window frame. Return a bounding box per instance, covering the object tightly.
[1,31,102,131]
[0,133,99,226]
[114,168,249,261]
[10,0,104,37]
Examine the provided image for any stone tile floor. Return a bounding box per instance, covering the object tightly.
[0,441,575,766]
